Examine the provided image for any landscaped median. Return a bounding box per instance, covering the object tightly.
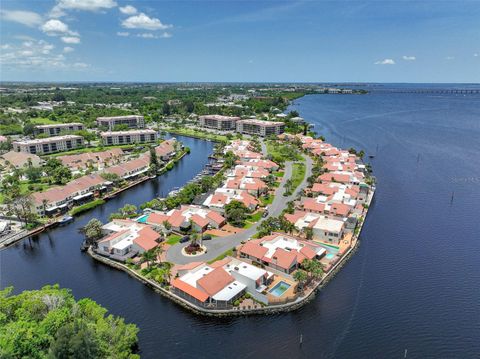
[283,162,306,196]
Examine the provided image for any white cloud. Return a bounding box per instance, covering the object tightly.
[41,19,79,37]
[374,58,395,65]
[122,13,172,30]
[446,56,455,60]
[136,32,172,39]
[117,31,130,37]
[0,38,83,70]
[402,55,416,61]
[63,46,74,53]
[73,62,89,68]
[61,36,81,44]
[0,10,43,27]
[51,0,117,17]
[474,53,479,57]
[119,5,137,15]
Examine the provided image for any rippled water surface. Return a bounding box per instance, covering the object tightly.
[1,89,480,358]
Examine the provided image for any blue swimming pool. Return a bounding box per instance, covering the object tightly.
[269,281,291,297]
[320,244,339,260]
[137,214,149,223]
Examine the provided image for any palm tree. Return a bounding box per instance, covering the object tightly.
[304,227,314,241]
[141,249,156,268]
[154,245,164,265]
[293,269,308,292]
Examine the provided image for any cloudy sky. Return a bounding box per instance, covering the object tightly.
[1,0,479,82]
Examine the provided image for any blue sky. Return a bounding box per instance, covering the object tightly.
[1,0,479,82]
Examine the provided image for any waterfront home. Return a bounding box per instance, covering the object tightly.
[31,173,110,215]
[198,115,240,131]
[224,177,267,197]
[284,211,346,245]
[96,115,145,130]
[97,219,160,261]
[104,156,150,180]
[172,257,274,306]
[0,151,44,169]
[154,139,177,161]
[233,150,262,161]
[58,148,124,172]
[33,123,84,137]
[100,129,158,146]
[202,188,259,213]
[239,159,279,172]
[318,171,364,186]
[12,135,84,155]
[301,198,353,218]
[144,205,225,232]
[238,234,326,274]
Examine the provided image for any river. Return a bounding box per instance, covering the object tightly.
[1,89,480,358]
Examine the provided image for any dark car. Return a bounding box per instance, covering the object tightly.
[180,236,190,243]
[202,234,212,241]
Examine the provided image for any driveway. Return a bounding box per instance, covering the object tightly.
[166,154,313,265]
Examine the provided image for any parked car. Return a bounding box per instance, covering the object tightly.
[180,235,190,243]
[202,234,212,241]
[262,210,269,218]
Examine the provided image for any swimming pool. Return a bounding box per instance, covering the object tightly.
[269,281,291,297]
[320,244,339,260]
[137,214,149,223]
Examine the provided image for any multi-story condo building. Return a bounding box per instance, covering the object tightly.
[96,115,145,130]
[198,115,240,131]
[100,129,158,146]
[33,123,85,136]
[12,135,84,155]
[236,119,285,137]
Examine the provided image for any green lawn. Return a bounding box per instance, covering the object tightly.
[165,127,228,142]
[0,181,54,204]
[266,141,302,163]
[273,171,285,178]
[248,211,264,222]
[44,144,138,157]
[207,248,234,264]
[289,162,306,193]
[260,195,274,206]
[166,234,182,245]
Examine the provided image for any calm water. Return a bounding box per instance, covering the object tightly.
[2,90,480,358]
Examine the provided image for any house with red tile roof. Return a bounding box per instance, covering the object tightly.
[230,164,269,179]
[97,219,160,260]
[284,211,346,245]
[0,151,43,169]
[224,176,267,197]
[104,156,150,180]
[153,139,177,161]
[238,234,326,274]
[238,159,279,172]
[203,188,259,213]
[57,148,123,172]
[143,205,225,232]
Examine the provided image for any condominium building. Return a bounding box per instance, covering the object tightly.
[236,119,285,137]
[96,115,145,130]
[198,115,240,131]
[100,129,158,146]
[12,135,84,155]
[33,123,84,136]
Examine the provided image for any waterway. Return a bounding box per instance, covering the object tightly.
[2,89,480,358]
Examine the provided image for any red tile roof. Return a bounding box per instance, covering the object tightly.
[197,267,235,296]
[171,278,209,302]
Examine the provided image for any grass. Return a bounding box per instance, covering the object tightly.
[260,195,274,206]
[165,127,228,142]
[207,248,234,264]
[248,211,264,222]
[69,199,105,216]
[44,144,138,157]
[165,234,182,245]
[273,171,285,178]
[29,118,59,125]
[266,141,303,163]
[0,182,54,204]
[285,162,306,196]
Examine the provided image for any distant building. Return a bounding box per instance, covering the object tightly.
[34,123,84,136]
[12,135,84,155]
[96,115,145,130]
[198,115,240,131]
[100,129,158,146]
[236,119,285,137]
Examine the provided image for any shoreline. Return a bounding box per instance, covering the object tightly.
[0,151,189,250]
[87,178,376,316]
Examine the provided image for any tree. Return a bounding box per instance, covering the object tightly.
[84,218,103,244]
[141,248,157,268]
[0,285,139,359]
[293,269,308,291]
[24,164,43,183]
[304,227,314,241]
[302,259,324,282]
[224,200,249,227]
[52,165,72,185]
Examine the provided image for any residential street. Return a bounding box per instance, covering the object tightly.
[166,153,313,265]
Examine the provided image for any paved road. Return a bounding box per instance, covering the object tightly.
[166,154,313,265]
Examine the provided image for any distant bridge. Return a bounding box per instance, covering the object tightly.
[374,88,480,94]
